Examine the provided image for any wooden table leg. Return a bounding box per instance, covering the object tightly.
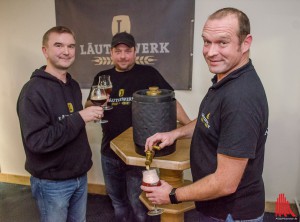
[161,212,184,222]
[159,168,184,187]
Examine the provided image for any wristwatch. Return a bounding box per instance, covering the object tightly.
[169,188,182,204]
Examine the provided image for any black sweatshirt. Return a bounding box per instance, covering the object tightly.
[17,66,92,180]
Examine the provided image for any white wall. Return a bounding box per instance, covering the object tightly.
[1,0,299,202]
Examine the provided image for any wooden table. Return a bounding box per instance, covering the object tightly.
[110,127,195,222]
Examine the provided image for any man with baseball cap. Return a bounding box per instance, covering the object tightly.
[85,32,190,222]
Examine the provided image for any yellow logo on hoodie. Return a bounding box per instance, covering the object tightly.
[119,89,125,97]
[67,103,74,113]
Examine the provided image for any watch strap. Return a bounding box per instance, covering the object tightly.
[169,188,181,204]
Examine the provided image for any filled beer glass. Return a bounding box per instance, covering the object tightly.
[90,85,108,124]
[142,168,164,216]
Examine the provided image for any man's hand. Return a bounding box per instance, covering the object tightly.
[141,180,173,205]
[145,120,197,152]
[145,131,177,152]
[79,106,104,123]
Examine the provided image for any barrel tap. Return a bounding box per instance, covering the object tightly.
[145,145,161,170]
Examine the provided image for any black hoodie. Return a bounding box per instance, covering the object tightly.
[17,66,92,180]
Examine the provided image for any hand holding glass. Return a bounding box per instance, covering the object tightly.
[90,85,108,124]
[142,168,164,216]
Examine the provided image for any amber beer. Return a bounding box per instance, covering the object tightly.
[142,180,161,188]
[104,86,112,94]
[91,96,107,106]
[90,85,109,123]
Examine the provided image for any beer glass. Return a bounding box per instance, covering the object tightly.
[142,168,164,216]
[90,85,108,123]
[98,75,113,110]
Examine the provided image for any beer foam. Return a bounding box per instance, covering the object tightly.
[91,96,107,100]
[143,169,159,184]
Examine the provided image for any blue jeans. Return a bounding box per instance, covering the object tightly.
[101,155,149,222]
[198,212,264,222]
[30,174,88,222]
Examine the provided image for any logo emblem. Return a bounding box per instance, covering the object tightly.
[67,103,74,113]
[200,112,210,129]
[119,89,125,97]
[112,15,131,35]
[275,193,297,220]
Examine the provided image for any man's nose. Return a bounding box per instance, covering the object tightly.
[63,46,70,54]
[207,44,218,57]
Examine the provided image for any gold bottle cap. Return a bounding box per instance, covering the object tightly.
[146,86,161,96]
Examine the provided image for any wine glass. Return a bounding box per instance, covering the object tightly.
[142,168,164,216]
[98,75,113,110]
[90,85,108,124]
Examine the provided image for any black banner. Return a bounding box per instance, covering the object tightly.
[55,0,195,89]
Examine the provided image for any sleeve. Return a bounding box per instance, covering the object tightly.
[217,95,261,159]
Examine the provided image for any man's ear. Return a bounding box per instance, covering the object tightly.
[42,46,48,58]
[242,34,252,53]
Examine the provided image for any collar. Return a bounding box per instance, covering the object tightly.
[210,59,253,90]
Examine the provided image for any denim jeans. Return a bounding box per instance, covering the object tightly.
[30,174,88,222]
[101,155,149,222]
[197,211,264,222]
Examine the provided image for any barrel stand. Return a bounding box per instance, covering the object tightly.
[110,127,195,222]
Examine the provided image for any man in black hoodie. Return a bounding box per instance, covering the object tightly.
[17,26,103,222]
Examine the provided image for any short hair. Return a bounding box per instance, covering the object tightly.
[42,26,75,46]
[208,7,250,44]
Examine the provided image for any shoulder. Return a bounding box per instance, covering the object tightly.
[21,77,44,93]
[134,64,158,71]
[134,64,162,77]
[18,78,44,105]
[221,75,266,113]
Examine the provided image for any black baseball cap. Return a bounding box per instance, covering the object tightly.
[111,32,136,48]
